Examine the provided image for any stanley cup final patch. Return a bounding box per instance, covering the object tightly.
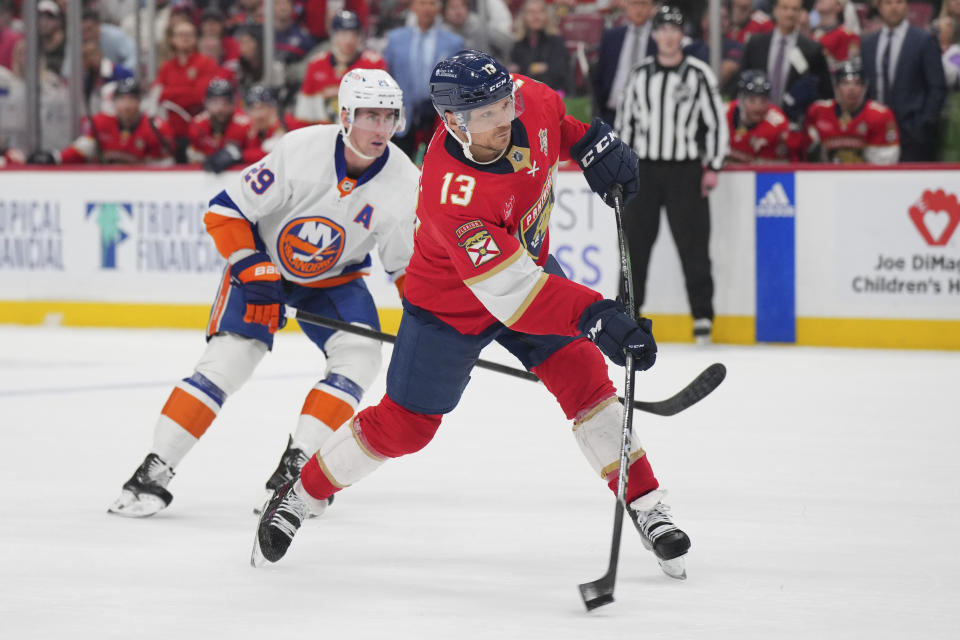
[455,219,501,267]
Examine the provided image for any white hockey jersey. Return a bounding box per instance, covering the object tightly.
[205,125,420,287]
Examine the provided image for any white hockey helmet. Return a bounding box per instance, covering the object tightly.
[338,68,405,140]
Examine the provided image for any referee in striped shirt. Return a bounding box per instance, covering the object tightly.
[615,4,729,344]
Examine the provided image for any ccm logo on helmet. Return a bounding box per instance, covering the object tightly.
[579,132,618,168]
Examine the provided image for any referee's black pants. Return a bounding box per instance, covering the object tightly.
[621,160,714,321]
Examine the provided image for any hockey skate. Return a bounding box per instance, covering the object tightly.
[628,490,691,580]
[251,480,326,567]
[108,453,175,518]
[253,436,332,515]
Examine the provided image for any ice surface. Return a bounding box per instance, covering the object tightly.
[1,326,958,639]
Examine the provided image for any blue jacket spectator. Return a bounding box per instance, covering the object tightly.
[384,0,463,158]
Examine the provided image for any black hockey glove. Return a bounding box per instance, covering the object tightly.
[27,150,58,165]
[578,299,657,370]
[203,144,243,173]
[569,118,640,207]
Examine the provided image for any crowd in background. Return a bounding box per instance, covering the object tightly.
[1,0,959,170]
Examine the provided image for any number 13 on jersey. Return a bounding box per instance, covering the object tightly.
[440,172,476,206]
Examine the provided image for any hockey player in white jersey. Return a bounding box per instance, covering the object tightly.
[109,69,420,517]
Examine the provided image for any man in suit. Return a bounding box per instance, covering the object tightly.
[384,0,464,158]
[741,0,832,122]
[861,0,946,161]
[594,0,658,125]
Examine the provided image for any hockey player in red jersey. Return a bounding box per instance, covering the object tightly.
[727,70,792,163]
[187,79,252,173]
[254,50,692,580]
[811,0,860,64]
[108,69,420,518]
[27,78,174,165]
[293,10,387,125]
[728,0,774,44]
[804,60,900,164]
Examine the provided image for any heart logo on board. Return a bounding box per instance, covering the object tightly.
[908,189,960,246]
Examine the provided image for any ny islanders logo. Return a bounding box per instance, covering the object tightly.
[277,216,346,278]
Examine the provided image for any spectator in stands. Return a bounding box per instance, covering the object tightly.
[228,0,263,32]
[443,0,513,61]
[939,17,960,89]
[0,36,72,153]
[510,0,571,94]
[687,4,743,95]
[0,0,24,71]
[153,19,224,162]
[811,0,859,65]
[27,77,175,165]
[595,0,658,125]
[805,60,900,163]
[274,0,316,65]
[728,0,774,44]
[38,0,66,75]
[81,8,136,70]
[862,0,946,161]
[122,0,174,66]
[726,70,794,163]
[200,7,240,66]
[81,37,134,116]
[294,10,387,124]
[384,0,463,158]
[240,85,290,164]
[941,0,960,46]
[187,78,252,172]
[741,0,832,122]
[300,0,370,41]
[234,24,285,102]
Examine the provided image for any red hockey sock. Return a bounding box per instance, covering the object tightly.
[299,455,342,502]
[607,454,660,505]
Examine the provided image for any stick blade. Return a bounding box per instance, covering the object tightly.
[579,575,615,611]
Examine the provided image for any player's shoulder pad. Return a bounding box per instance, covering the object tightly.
[360,50,384,63]
[811,99,834,109]
[306,50,332,66]
[765,107,787,126]
[867,100,891,114]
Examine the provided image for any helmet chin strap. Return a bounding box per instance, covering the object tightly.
[341,124,377,161]
[444,116,508,165]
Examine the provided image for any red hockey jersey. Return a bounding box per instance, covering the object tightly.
[60,113,174,164]
[403,76,603,337]
[728,11,774,45]
[726,100,790,163]
[187,110,251,159]
[154,52,225,137]
[813,25,860,63]
[295,50,388,123]
[804,99,899,163]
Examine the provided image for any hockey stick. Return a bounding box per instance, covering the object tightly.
[292,309,725,417]
[578,184,633,611]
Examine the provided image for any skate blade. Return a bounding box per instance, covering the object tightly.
[658,555,687,580]
[250,532,270,568]
[107,490,166,518]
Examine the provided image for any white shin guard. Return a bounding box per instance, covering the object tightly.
[314,417,387,488]
[572,397,646,483]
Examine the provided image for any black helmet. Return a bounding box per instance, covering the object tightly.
[737,70,772,96]
[245,85,277,107]
[833,59,864,84]
[114,77,141,98]
[206,78,235,100]
[331,10,361,32]
[653,4,685,29]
